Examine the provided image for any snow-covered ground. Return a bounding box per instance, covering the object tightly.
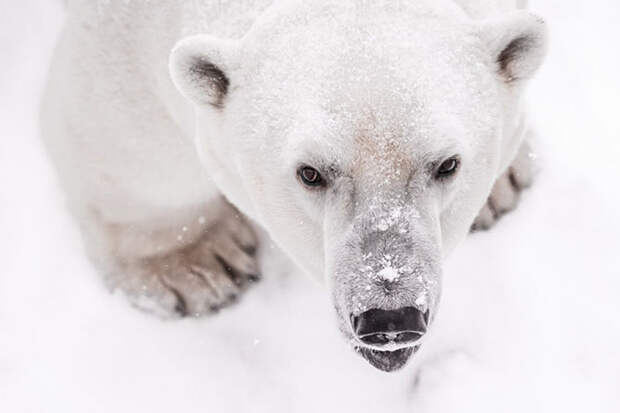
[1,1,619,412]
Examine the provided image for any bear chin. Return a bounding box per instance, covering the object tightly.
[356,346,418,372]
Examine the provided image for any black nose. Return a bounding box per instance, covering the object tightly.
[351,307,429,346]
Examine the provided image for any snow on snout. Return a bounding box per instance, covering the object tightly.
[377,265,400,282]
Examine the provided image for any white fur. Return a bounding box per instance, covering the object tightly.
[42,0,546,364]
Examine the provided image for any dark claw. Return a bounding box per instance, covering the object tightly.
[227,293,239,303]
[470,221,489,233]
[214,254,240,281]
[173,292,188,317]
[508,169,521,191]
[214,254,259,287]
[241,244,257,256]
[209,304,221,313]
[159,277,189,317]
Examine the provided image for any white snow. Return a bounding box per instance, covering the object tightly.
[2,1,620,412]
[415,295,428,308]
[377,266,400,281]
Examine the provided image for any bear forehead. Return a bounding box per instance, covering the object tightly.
[242,2,488,114]
[246,0,472,59]
[253,0,467,34]
[269,55,487,165]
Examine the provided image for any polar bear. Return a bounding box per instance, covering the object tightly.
[41,0,546,371]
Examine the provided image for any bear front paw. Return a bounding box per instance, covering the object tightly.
[117,206,260,317]
[471,141,535,232]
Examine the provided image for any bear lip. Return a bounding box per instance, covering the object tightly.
[355,346,417,372]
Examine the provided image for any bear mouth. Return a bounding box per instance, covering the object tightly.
[355,346,418,372]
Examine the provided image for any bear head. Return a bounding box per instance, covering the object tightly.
[169,0,547,371]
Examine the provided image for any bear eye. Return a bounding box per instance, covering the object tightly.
[298,166,324,187]
[435,157,460,179]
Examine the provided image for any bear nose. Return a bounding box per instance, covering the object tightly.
[351,307,429,346]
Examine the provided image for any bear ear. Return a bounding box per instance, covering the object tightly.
[169,35,239,108]
[482,11,548,84]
